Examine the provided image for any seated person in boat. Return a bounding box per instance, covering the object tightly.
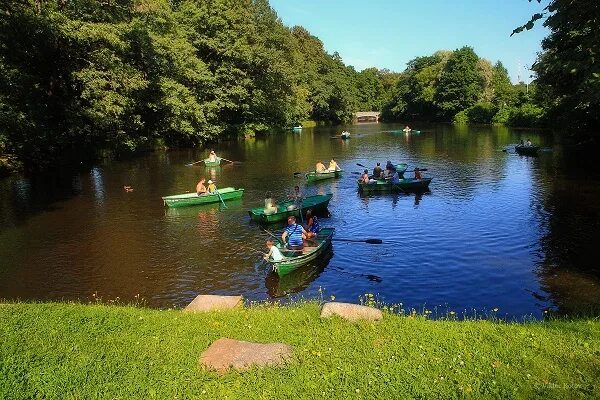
[264,191,278,215]
[403,125,411,133]
[361,169,371,183]
[414,168,422,180]
[282,216,307,250]
[328,158,341,172]
[208,150,218,162]
[303,209,321,239]
[526,139,532,146]
[207,179,217,193]
[386,169,400,184]
[372,162,382,179]
[196,178,207,195]
[264,239,283,262]
[315,161,327,173]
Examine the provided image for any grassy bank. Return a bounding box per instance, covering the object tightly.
[1,302,598,399]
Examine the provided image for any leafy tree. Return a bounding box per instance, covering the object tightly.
[434,46,483,120]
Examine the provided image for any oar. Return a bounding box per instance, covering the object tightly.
[220,157,242,165]
[356,163,368,168]
[333,238,383,244]
[293,172,306,177]
[215,189,228,209]
[186,159,205,166]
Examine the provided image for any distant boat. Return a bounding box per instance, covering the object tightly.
[341,131,350,139]
[515,144,540,156]
[292,126,302,131]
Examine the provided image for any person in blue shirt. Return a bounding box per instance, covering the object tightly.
[281,215,307,250]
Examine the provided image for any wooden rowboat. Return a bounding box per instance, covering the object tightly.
[268,228,335,276]
[515,145,540,156]
[358,178,432,193]
[162,187,244,208]
[248,193,333,223]
[305,170,343,182]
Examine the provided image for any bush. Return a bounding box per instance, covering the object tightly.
[492,106,511,124]
[507,104,545,128]
[453,110,469,124]
[466,102,496,124]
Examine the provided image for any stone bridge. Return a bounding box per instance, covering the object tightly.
[354,111,380,123]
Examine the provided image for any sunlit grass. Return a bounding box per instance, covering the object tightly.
[0,301,598,399]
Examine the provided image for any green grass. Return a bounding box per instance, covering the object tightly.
[1,302,599,399]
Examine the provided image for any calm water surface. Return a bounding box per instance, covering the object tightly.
[1,123,599,318]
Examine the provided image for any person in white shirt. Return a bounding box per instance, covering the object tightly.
[264,239,283,261]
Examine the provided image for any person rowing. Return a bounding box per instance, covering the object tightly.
[208,150,218,162]
[403,125,411,133]
[282,215,307,250]
[414,168,422,180]
[328,158,341,172]
[196,178,207,195]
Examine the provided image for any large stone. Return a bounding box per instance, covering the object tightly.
[199,338,293,373]
[320,302,383,322]
[184,295,242,312]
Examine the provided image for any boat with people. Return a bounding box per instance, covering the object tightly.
[515,144,540,156]
[292,125,303,131]
[267,227,335,276]
[357,178,432,193]
[249,193,333,223]
[305,170,343,183]
[162,187,244,208]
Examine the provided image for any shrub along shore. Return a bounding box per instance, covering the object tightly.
[1,302,598,399]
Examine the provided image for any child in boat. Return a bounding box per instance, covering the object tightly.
[196,178,207,195]
[264,239,283,262]
[328,158,341,172]
[414,168,422,180]
[282,216,307,250]
[264,191,278,215]
[315,161,327,173]
[207,180,216,193]
[303,209,321,239]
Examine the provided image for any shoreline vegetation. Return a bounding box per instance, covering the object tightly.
[1,0,597,172]
[1,301,598,398]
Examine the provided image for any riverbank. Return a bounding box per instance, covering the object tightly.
[1,302,598,399]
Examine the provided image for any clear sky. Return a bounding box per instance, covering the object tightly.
[269,0,549,83]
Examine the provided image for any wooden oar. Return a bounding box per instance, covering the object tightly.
[356,163,368,168]
[333,238,383,244]
[186,159,205,166]
[293,172,306,177]
[220,157,243,165]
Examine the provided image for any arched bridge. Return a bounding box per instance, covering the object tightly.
[354,111,380,123]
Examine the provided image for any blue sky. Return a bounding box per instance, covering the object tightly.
[269,0,549,83]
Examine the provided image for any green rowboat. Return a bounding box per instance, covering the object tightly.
[305,170,343,182]
[269,228,335,276]
[162,187,244,208]
[358,178,432,193]
[249,193,333,223]
[203,157,221,167]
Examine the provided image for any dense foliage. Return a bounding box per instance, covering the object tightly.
[381,46,544,127]
[531,0,600,133]
[0,0,364,168]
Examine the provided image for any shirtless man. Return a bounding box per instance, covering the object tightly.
[196,178,207,195]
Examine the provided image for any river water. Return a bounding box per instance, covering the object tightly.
[1,123,599,318]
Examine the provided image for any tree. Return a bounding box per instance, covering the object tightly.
[434,46,483,120]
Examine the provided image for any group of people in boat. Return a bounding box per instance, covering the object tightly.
[519,139,533,147]
[263,185,304,215]
[360,161,422,184]
[315,158,341,173]
[264,211,321,261]
[196,178,217,195]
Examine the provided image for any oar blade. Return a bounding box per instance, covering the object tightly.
[365,238,383,244]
